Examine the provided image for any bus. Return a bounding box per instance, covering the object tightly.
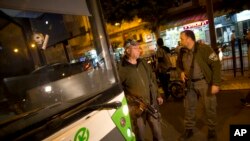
[0,0,135,140]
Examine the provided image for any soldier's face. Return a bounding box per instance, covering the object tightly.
[180,33,189,47]
[126,45,141,59]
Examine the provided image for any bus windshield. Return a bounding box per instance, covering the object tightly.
[0,0,118,130]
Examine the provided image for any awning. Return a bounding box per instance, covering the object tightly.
[163,13,207,29]
[162,8,235,29]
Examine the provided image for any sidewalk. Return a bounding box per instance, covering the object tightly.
[157,70,250,95]
[148,71,250,141]
[220,70,250,90]
[154,89,250,141]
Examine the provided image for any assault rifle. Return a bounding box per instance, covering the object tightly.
[130,96,159,119]
[126,95,169,129]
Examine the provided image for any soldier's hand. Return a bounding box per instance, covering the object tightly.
[211,85,220,94]
[157,97,163,105]
[180,72,187,82]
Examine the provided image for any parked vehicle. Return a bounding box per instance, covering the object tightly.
[168,67,185,99]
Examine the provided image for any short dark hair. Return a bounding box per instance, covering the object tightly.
[181,30,196,41]
[157,38,164,46]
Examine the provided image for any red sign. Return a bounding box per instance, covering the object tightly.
[183,20,209,30]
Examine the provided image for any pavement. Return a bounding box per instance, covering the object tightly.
[220,70,250,90]
[145,70,250,141]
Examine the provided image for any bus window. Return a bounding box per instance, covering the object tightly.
[0,0,135,140]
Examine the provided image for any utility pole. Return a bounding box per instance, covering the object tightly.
[205,0,218,53]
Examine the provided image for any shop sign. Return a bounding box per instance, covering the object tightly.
[183,20,209,30]
[236,10,250,22]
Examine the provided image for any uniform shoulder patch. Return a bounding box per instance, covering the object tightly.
[209,52,219,61]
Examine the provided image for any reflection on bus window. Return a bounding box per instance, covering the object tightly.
[0,11,116,121]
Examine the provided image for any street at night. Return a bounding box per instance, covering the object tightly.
[144,71,250,141]
[154,89,250,141]
[1,0,250,140]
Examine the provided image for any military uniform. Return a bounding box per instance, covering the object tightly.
[177,42,221,131]
[118,57,164,141]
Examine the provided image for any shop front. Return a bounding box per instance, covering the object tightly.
[107,10,250,62]
[161,10,250,48]
[236,10,250,40]
[161,20,209,49]
[214,13,237,45]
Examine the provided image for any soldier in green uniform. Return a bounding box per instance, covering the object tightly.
[118,39,164,141]
[177,30,221,140]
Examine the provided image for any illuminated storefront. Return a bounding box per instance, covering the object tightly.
[236,10,250,39]
[105,10,250,60]
[214,13,237,44]
[160,10,250,49]
[161,20,209,49]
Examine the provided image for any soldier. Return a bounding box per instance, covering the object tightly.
[177,30,221,140]
[156,38,172,100]
[118,39,164,141]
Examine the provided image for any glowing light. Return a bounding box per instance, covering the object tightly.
[115,22,120,26]
[122,104,129,116]
[44,85,52,93]
[45,21,49,24]
[13,48,19,53]
[62,73,65,76]
[31,43,36,48]
[237,10,250,22]
[219,48,223,61]
[127,128,132,137]
[215,24,223,28]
